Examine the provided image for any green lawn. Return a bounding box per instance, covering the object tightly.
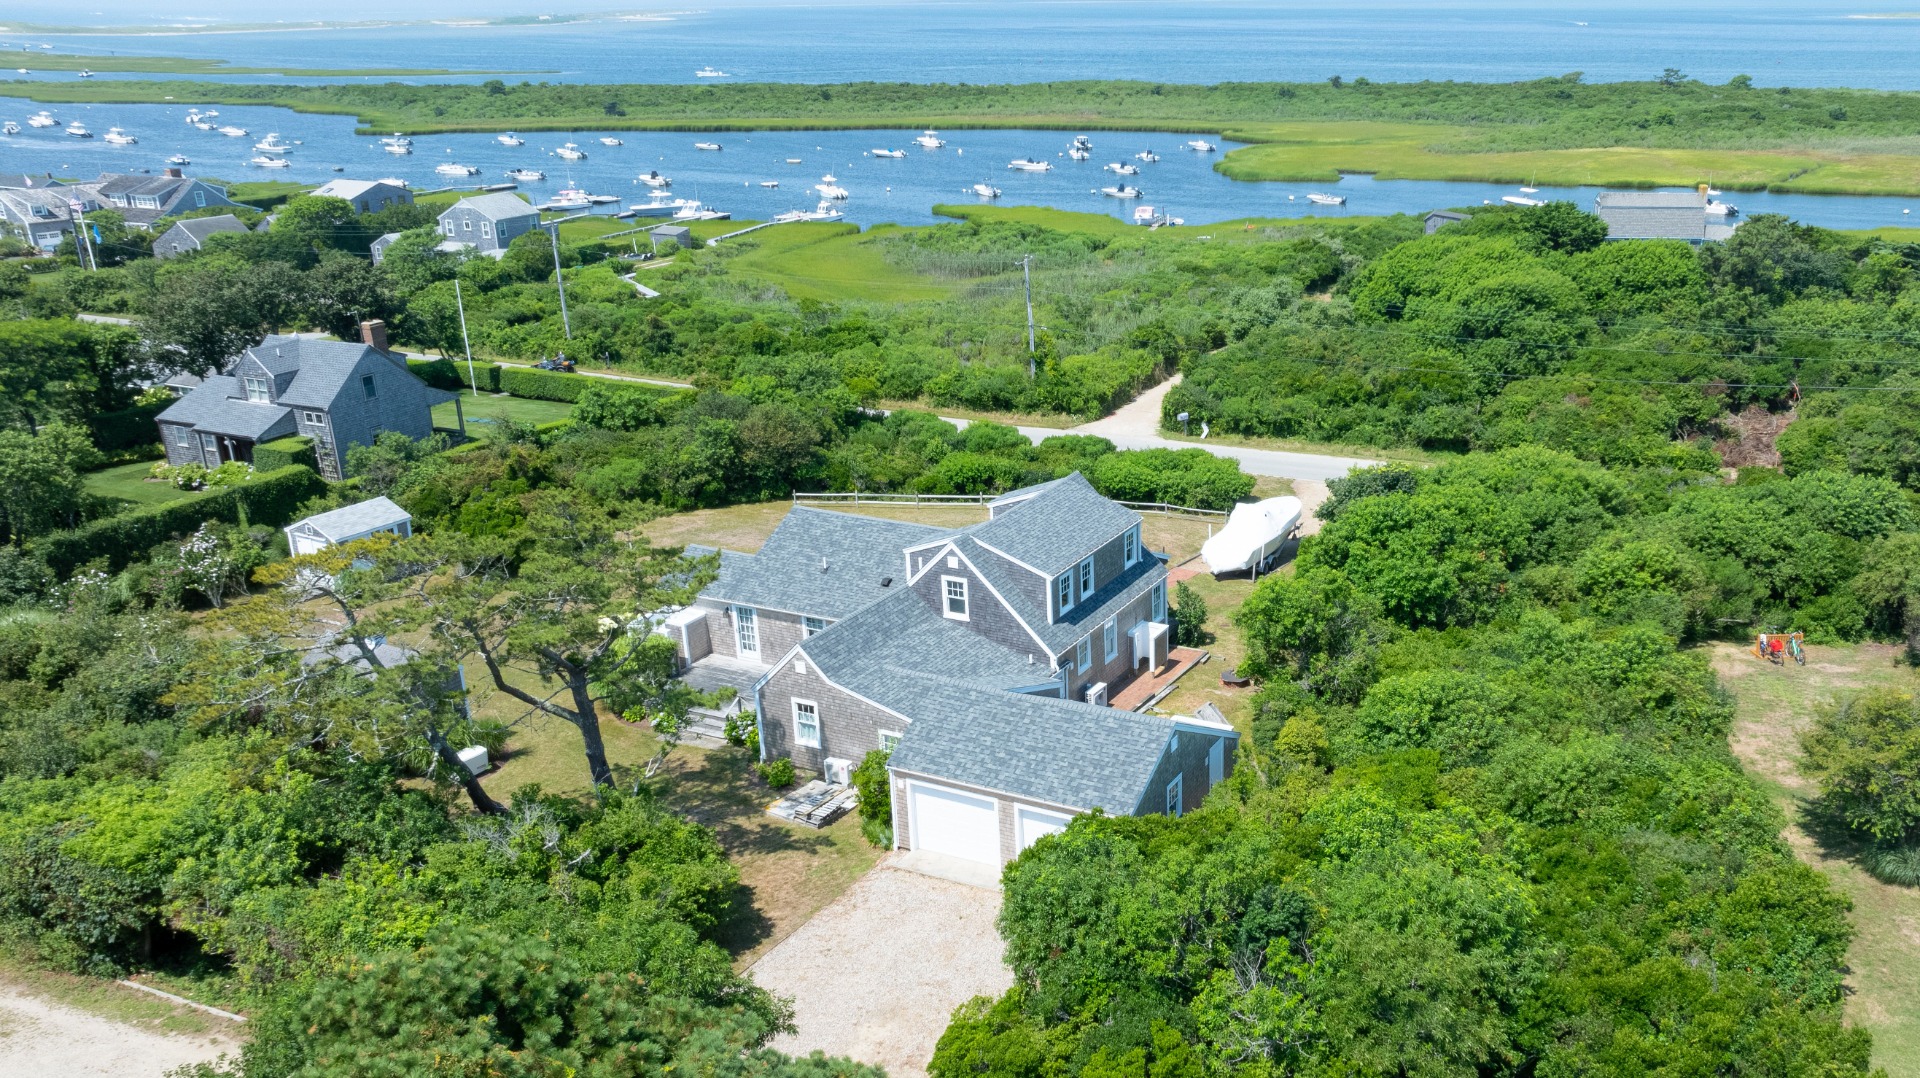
[84,460,206,510]
[434,392,574,429]
[717,222,959,303]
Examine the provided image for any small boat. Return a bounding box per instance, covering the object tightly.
[774,200,845,223]
[1705,200,1739,217]
[1,122,19,135]
[384,142,412,155]
[506,167,546,181]
[871,148,906,158]
[1518,186,1539,193]
[972,183,1001,198]
[253,132,291,153]
[184,111,201,123]
[1104,162,1138,175]
[555,142,587,160]
[250,156,291,168]
[218,126,248,137]
[376,176,409,188]
[13,69,26,75]
[167,153,190,165]
[1136,150,1159,162]
[785,157,803,164]
[381,133,412,148]
[76,69,93,78]
[759,180,779,188]
[638,169,671,188]
[331,166,344,172]
[915,129,946,148]
[26,111,56,128]
[550,184,595,208]
[1072,135,1093,149]
[497,132,525,146]
[693,141,722,151]
[1306,192,1346,206]
[103,127,137,145]
[1008,158,1053,172]
[1101,184,1143,198]
[672,200,730,221]
[815,177,849,199]
[65,122,92,138]
[1186,139,1217,152]
[1706,186,1723,196]
[1067,147,1091,161]
[599,136,623,146]
[1501,195,1546,207]
[436,162,480,176]
[695,66,729,77]
[195,122,215,132]
[201,110,219,118]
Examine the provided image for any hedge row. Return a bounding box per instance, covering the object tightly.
[38,465,326,577]
[87,400,171,454]
[254,435,317,473]
[499,366,592,403]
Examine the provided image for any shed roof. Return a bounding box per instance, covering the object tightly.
[291,496,411,542]
[649,224,691,236]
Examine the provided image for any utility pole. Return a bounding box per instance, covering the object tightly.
[454,277,478,399]
[1021,253,1036,377]
[69,200,96,271]
[546,221,572,339]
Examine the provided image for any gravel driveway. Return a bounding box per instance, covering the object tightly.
[751,856,1011,1078]
[0,984,238,1078]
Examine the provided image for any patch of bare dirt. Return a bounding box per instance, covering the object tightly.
[1714,404,1797,468]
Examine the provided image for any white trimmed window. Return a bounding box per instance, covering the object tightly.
[1077,635,1092,673]
[193,191,206,207]
[803,615,827,638]
[242,376,269,403]
[1103,617,1118,662]
[792,699,820,748]
[1166,774,1184,817]
[1078,556,1094,597]
[1123,526,1139,567]
[1153,581,1167,622]
[1055,573,1073,615]
[174,426,191,447]
[481,220,493,238]
[942,576,969,620]
[462,218,472,232]
[880,730,901,752]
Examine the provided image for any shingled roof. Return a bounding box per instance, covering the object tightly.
[1593,190,1742,243]
[801,588,1053,708]
[964,473,1140,576]
[699,508,951,620]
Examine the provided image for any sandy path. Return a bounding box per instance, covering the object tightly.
[0,983,239,1078]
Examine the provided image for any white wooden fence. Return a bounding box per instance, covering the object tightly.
[792,491,1227,518]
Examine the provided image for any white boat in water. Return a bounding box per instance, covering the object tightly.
[218,126,248,138]
[1705,200,1739,216]
[1135,150,1160,162]
[972,183,1002,198]
[1501,195,1546,206]
[815,177,850,199]
[103,127,137,145]
[506,167,546,181]
[76,69,93,78]
[759,180,779,188]
[26,111,56,128]
[1518,186,1539,193]
[1101,184,1144,198]
[1105,162,1139,175]
[693,141,722,151]
[555,142,588,160]
[384,142,412,155]
[549,184,598,208]
[436,162,480,176]
[381,133,412,148]
[914,129,946,148]
[1306,192,1346,206]
[65,122,92,138]
[638,170,671,188]
[253,133,291,153]
[695,66,729,78]
[871,148,906,158]
[1067,148,1092,161]
[2,122,21,135]
[773,200,845,223]
[1186,139,1217,152]
[599,136,623,146]
[1072,135,1093,149]
[166,153,190,165]
[195,122,215,132]
[673,200,730,221]
[184,110,202,124]
[1008,158,1053,172]
[497,132,525,146]
[250,156,290,168]
[785,157,803,164]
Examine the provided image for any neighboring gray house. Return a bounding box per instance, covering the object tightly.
[664,474,1234,869]
[154,214,249,259]
[155,327,463,481]
[649,224,694,251]
[437,192,539,256]
[1424,209,1466,234]
[0,175,82,251]
[369,231,403,264]
[309,178,413,214]
[70,169,241,229]
[1594,187,1743,245]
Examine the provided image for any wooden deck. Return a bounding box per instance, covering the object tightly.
[1111,646,1209,712]
[767,780,859,829]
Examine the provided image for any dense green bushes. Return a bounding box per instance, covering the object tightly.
[499,365,598,403]
[251,436,316,473]
[1086,447,1254,510]
[84,400,170,454]
[36,465,324,576]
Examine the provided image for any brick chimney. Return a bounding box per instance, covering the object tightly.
[164,167,182,179]
[359,319,390,353]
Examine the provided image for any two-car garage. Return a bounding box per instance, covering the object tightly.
[902,779,1074,868]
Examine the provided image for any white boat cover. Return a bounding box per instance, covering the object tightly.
[1200,496,1302,575]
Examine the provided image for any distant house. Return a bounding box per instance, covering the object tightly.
[649,224,694,251]
[155,325,464,481]
[1593,188,1743,245]
[69,169,241,230]
[437,193,540,257]
[369,231,403,264]
[154,214,249,259]
[309,178,413,214]
[284,496,413,556]
[0,175,81,251]
[1423,210,1467,235]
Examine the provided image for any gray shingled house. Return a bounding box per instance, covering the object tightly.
[309,178,413,214]
[1593,187,1743,245]
[155,328,463,480]
[663,474,1236,868]
[71,169,241,229]
[154,214,249,259]
[437,192,540,256]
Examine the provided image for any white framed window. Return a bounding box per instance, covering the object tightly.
[302,410,326,426]
[1055,574,1073,614]
[462,218,472,232]
[193,190,206,207]
[1103,617,1118,662]
[1166,774,1184,817]
[1123,526,1139,567]
[941,576,969,621]
[481,220,493,238]
[242,376,269,403]
[803,615,827,638]
[880,730,901,752]
[792,699,820,748]
[174,426,191,447]
[443,221,455,237]
[1077,635,1092,673]
[1078,557,1094,597]
[1153,581,1167,622]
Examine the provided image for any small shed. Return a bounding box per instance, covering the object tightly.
[284,496,413,556]
[649,224,695,252]
[1423,210,1466,235]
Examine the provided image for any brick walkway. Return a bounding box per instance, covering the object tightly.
[1111,646,1207,711]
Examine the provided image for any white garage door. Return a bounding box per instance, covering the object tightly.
[910,783,1000,866]
[1016,806,1072,852]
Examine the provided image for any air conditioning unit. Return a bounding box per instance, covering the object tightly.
[1083,682,1108,707]
[823,757,853,785]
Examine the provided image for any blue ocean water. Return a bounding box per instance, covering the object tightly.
[7,95,1919,231]
[0,1,1918,89]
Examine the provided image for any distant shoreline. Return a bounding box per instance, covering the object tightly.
[0,11,692,37]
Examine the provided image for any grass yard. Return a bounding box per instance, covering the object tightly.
[84,460,207,510]
[1711,642,1920,1076]
[716,222,959,304]
[433,392,574,429]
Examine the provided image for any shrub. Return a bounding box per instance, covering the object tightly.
[852,748,893,848]
[1172,582,1209,646]
[253,435,317,473]
[36,465,325,578]
[409,357,502,392]
[1866,844,1920,887]
[85,400,170,454]
[500,366,590,403]
[755,757,796,789]
[1800,688,1920,846]
[1087,448,1255,510]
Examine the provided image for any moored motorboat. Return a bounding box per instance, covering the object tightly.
[1007,158,1053,172]
[672,200,730,220]
[195,122,215,132]
[167,153,190,165]
[103,127,137,145]
[914,129,946,148]
[498,132,525,146]
[693,141,722,151]
[26,111,56,128]
[1135,150,1160,162]
[555,142,588,160]
[695,66,729,78]
[1067,147,1091,161]
[384,142,412,155]
[638,170,671,188]
[381,133,412,149]
[599,136,623,146]
[773,200,844,223]
[253,132,291,153]
[1705,200,1739,216]
[1186,139,1217,152]
[815,176,849,199]
[218,125,248,137]
[250,155,290,168]
[2,122,21,135]
[1501,195,1546,206]
[1306,192,1346,206]
[65,121,92,138]
[1101,184,1143,198]
[1104,162,1139,175]
[507,167,546,181]
[871,148,906,158]
[436,162,480,176]
[972,183,1001,198]
[759,180,779,188]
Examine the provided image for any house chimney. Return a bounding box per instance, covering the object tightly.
[164,167,182,179]
[359,319,389,353]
